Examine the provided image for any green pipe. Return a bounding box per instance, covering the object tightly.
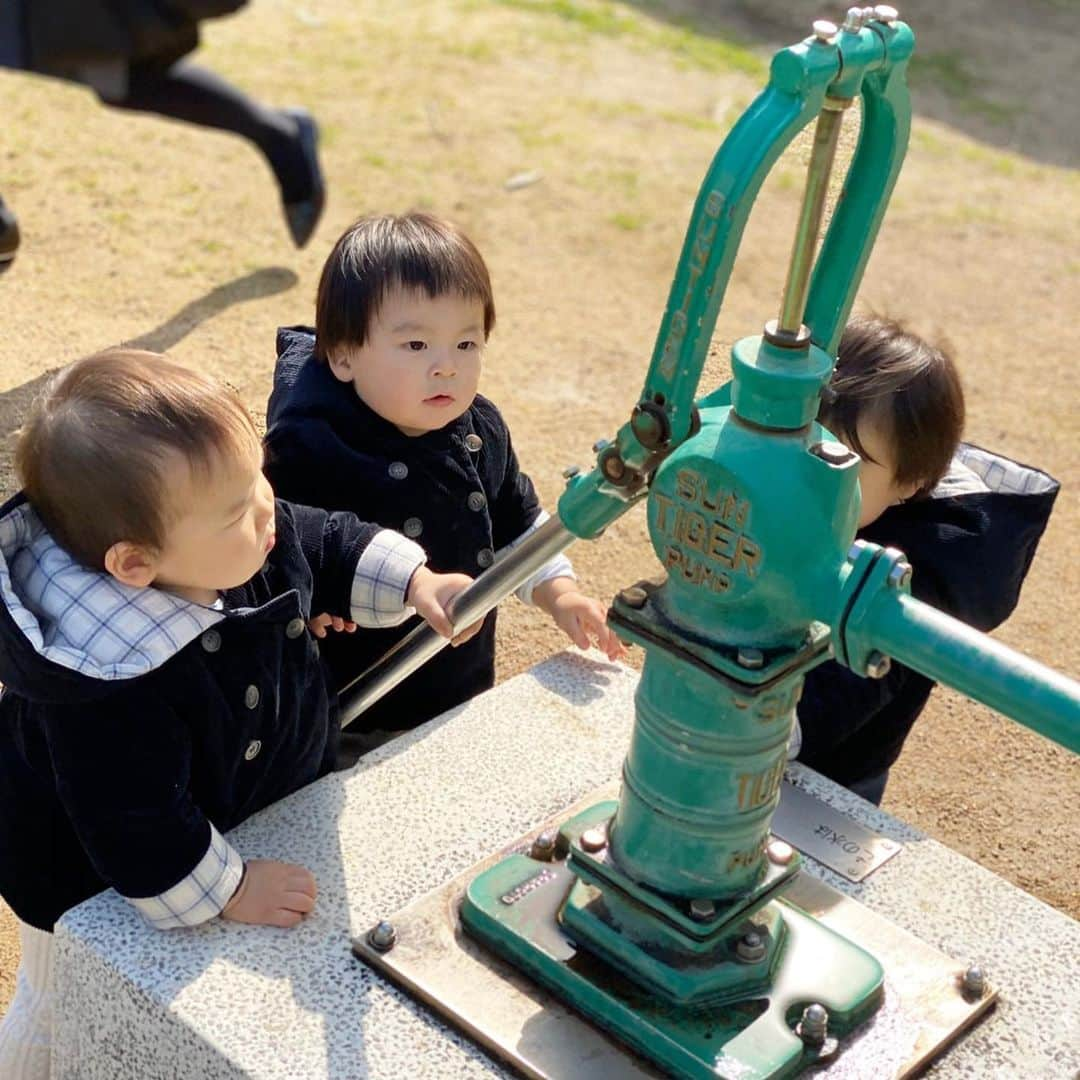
[863,593,1080,753]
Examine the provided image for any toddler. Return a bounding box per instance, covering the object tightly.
[0,348,473,1078]
[265,211,623,753]
[794,316,1059,803]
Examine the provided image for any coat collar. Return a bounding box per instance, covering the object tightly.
[0,498,225,687]
[272,326,475,455]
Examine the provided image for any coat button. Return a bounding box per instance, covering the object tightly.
[388,461,408,480]
[244,739,262,761]
[244,685,260,710]
[285,617,306,639]
[200,629,222,653]
[467,491,487,512]
[464,434,483,453]
[477,548,494,569]
[403,517,423,538]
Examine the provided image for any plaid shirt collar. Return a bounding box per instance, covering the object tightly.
[0,502,224,681]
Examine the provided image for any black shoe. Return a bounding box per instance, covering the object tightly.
[0,196,19,275]
[281,108,325,249]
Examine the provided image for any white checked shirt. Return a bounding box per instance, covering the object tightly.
[0,506,424,927]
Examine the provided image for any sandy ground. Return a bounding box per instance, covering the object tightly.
[0,0,1076,1021]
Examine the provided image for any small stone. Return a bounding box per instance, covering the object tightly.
[504,169,544,192]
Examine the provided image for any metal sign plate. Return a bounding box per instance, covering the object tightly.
[771,780,902,882]
[354,783,994,1080]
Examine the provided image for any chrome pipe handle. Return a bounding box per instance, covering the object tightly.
[338,517,575,727]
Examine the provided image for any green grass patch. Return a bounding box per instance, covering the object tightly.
[610,211,646,230]
[773,168,801,193]
[512,119,569,150]
[910,127,950,156]
[492,0,764,76]
[446,38,499,62]
[913,127,1042,181]
[938,202,1010,228]
[909,51,1022,126]
[957,143,1018,177]
[658,108,716,132]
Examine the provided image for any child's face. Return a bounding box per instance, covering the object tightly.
[328,287,484,436]
[848,419,922,528]
[149,438,276,605]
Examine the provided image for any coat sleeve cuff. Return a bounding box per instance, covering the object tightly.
[500,510,576,605]
[127,823,244,930]
[787,715,803,761]
[350,528,427,627]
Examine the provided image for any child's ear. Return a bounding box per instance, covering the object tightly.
[103,541,158,589]
[898,479,923,502]
[326,348,354,384]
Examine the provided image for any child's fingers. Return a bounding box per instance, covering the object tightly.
[565,618,591,651]
[419,601,453,638]
[287,867,318,898]
[282,890,317,914]
[580,611,612,648]
[266,907,305,929]
[605,635,627,660]
[591,619,626,660]
[451,618,484,646]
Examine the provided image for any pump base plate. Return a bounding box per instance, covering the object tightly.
[353,785,995,1078]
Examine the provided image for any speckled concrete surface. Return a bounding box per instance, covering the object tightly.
[52,653,1079,1079]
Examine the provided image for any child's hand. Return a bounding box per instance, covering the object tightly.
[308,613,358,639]
[407,566,484,645]
[534,579,627,661]
[221,859,317,928]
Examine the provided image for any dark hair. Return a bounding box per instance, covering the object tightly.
[17,348,260,568]
[314,211,496,361]
[819,315,964,497]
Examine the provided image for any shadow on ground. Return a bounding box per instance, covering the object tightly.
[619,0,1078,168]
[0,266,298,499]
[126,266,298,353]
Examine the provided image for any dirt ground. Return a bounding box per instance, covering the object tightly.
[0,0,1077,1020]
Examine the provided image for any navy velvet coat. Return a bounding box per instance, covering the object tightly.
[265,327,542,734]
[798,446,1059,785]
[0,497,376,930]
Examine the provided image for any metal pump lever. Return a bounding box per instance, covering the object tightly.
[339,517,574,727]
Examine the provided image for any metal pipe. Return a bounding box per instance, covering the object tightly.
[338,516,576,727]
[865,592,1080,753]
[777,99,848,335]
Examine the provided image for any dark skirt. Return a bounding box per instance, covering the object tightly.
[1,1,247,81]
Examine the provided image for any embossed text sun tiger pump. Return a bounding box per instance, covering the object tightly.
[346,7,1079,1076]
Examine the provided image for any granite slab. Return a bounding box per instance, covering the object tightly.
[52,653,1080,1079]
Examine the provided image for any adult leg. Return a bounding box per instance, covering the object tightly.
[0,921,54,1080]
[104,61,324,244]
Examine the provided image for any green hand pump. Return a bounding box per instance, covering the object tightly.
[343,9,1080,1077]
[452,9,1079,1078]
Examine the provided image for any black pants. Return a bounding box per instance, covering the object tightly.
[103,60,312,202]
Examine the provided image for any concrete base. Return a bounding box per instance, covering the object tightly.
[53,653,1079,1078]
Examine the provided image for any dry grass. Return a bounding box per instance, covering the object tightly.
[0,0,1076,1015]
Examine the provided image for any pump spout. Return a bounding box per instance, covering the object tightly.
[850,588,1080,753]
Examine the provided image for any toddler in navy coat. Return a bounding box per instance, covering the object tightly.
[265,212,623,751]
[0,348,475,1078]
[792,316,1059,804]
